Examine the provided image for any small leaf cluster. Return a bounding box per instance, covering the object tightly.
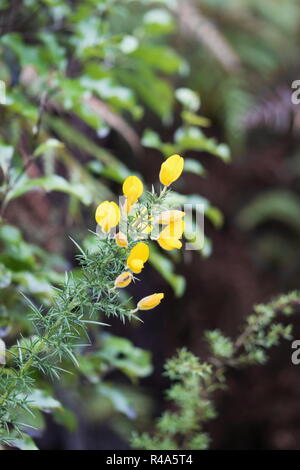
[132,349,215,450]
[0,236,130,446]
[230,291,300,367]
[132,291,300,450]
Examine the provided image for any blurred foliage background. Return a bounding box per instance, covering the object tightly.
[1,0,300,450]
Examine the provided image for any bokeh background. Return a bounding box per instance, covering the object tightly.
[1,0,300,450]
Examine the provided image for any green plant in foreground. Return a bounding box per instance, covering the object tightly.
[132,291,300,450]
[1,148,300,450]
[0,154,186,449]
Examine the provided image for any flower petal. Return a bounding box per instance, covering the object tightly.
[95,201,120,232]
[114,271,133,288]
[123,175,144,204]
[159,154,184,186]
[137,293,164,311]
[128,242,149,263]
[115,231,128,247]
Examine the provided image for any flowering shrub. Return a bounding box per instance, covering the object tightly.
[1,149,299,450]
[0,154,188,449]
[94,154,186,314]
[1,0,300,452]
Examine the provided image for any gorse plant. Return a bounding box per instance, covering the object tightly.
[0,0,231,448]
[1,150,299,450]
[0,153,187,449]
[1,0,300,452]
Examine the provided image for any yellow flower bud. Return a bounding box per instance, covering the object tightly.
[127,241,149,274]
[114,271,133,288]
[127,258,144,273]
[123,176,143,206]
[160,220,185,239]
[157,210,185,225]
[128,242,149,262]
[137,293,164,311]
[115,231,128,247]
[157,220,185,251]
[157,237,182,251]
[95,201,120,233]
[159,154,184,187]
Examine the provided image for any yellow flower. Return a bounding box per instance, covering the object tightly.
[114,271,133,288]
[128,242,150,262]
[157,220,185,251]
[157,210,185,225]
[157,237,182,251]
[127,257,144,274]
[160,220,185,239]
[127,258,144,273]
[123,175,143,213]
[95,201,120,233]
[159,154,184,187]
[137,293,164,311]
[127,241,149,274]
[115,231,128,247]
[123,176,144,203]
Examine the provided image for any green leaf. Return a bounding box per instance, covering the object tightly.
[205,206,224,229]
[7,433,38,450]
[0,224,22,244]
[98,383,136,419]
[100,334,153,379]
[46,116,129,182]
[52,407,77,433]
[184,158,206,176]
[132,44,183,74]
[237,190,300,233]
[141,129,177,156]
[142,129,163,150]
[26,389,62,411]
[0,143,13,176]
[175,88,201,112]
[119,35,139,54]
[18,409,46,433]
[174,127,231,162]
[0,263,12,289]
[143,8,175,35]
[100,164,132,183]
[205,330,234,358]
[181,111,211,127]
[6,175,93,205]
[34,138,64,157]
[117,67,173,119]
[5,89,38,121]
